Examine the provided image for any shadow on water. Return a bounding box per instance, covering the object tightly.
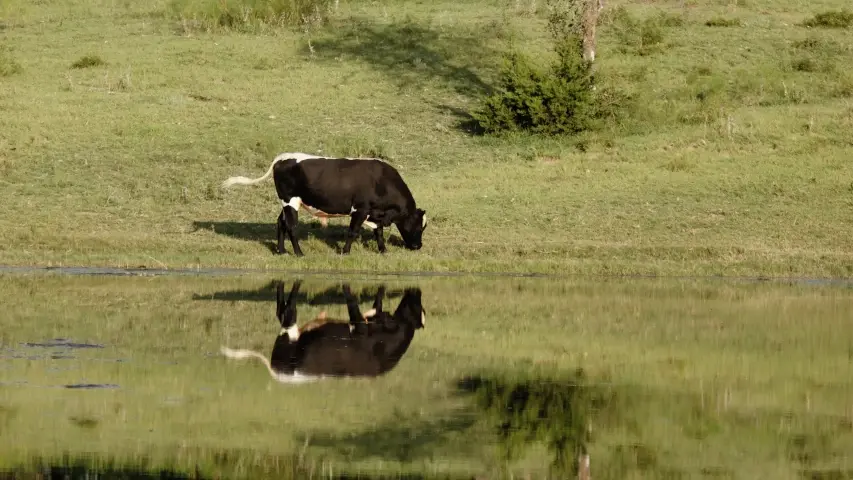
[191,221,406,255]
[192,280,406,305]
[301,411,479,464]
[304,370,600,477]
[2,454,453,479]
[2,464,200,480]
[22,339,104,349]
[219,281,425,381]
[305,17,497,97]
[303,369,853,478]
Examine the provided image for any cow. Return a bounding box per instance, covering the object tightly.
[220,281,426,383]
[221,152,428,256]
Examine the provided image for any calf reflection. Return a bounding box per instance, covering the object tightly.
[221,281,425,383]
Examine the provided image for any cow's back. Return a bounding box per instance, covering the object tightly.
[294,323,414,377]
[294,324,384,377]
[273,157,414,216]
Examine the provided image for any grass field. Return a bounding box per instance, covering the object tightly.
[1,273,853,478]
[1,0,852,277]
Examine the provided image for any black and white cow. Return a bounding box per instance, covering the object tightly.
[220,281,426,383]
[221,152,428,255]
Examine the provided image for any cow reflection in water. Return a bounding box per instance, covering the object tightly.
[221,281,425,383]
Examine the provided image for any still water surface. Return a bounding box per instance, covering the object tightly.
[1,273,852,479]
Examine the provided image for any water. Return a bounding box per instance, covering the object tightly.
[1,272,852,479]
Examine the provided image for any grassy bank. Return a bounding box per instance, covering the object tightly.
[1,273,853,478]
[1,0,852,277]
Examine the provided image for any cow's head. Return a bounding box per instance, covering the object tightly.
[396,208,427,250]
[389,287,425,329]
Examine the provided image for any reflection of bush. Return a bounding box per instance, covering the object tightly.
[458,369,602,477]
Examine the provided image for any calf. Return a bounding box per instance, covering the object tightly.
[220,281,426,383]
[222,152,428,256]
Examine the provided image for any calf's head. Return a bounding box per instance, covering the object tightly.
[396,208,427,250]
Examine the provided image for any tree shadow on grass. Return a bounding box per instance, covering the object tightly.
[191,220,406,255]
[433,103,486,136]
[306,17,498,97]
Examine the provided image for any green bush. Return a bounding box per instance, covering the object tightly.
[792,57,819,72]
[169,0,332,32]
[472,37,596,136]
[471,0,603,136]
[70,55,105,69]
[705,17,741,27]
[802,10,853,28]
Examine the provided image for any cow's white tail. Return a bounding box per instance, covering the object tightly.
[220,346,320,384]
[221,158,279,188]
[221,347,274,370]
[221,152,322,189]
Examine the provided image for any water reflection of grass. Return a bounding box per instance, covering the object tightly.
[1,274,852,478]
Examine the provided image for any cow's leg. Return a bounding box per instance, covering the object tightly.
[372,285,386,313]
[342,284,369,331]
[276,209,287,255]
[374,226,387,254]
[341,208,369,255]
[280,198,304,257]
[276,281,301,340]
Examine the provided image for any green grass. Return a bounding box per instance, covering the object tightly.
[168,0,334,33]
[1,273,852,478]
[1,0,852,278]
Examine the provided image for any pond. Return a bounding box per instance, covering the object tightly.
[1,271,852,479]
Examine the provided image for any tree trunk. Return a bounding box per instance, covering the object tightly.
[581,0,604,62]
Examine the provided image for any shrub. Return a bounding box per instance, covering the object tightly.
[802,10,853,28]
[169,0,332,32]
[705,17,741,27]
[472,0,603,136]
[472,38,596,136]
[0,50,21,77]
[792,37,822,50]
[71,55,105,69]
[792,57,819,72]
